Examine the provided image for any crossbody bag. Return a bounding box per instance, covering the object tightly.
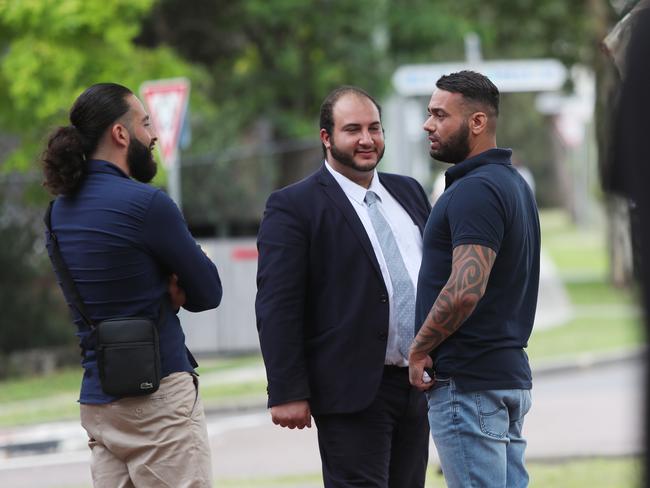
[45,202,162,397]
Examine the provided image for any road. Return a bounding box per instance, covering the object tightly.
[0,356,643,487]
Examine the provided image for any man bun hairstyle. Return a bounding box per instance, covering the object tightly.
[436,70,500,118]
[319,85,382,158]
[42,83,133,195]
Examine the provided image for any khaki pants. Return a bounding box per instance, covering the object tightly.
[80,372,212,488]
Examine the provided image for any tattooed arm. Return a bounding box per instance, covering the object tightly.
[408,244,497,390]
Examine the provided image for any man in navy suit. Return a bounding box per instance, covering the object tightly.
[256,86,431,488]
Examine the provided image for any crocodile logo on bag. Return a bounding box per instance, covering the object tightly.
[140,382,154,390]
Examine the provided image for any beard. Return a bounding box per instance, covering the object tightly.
[329,137,385,173]
[127,136,157,183]
[430,121,471,165]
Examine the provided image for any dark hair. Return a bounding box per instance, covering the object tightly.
[436,70,500,117]
[319,86,382,157]
[42,83,133,195]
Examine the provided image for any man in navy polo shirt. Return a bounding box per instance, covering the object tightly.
[408,71,540,488]
[42,83,222,487]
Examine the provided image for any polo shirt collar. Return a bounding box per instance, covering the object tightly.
[445,148,512,188]
[87,159,129,179]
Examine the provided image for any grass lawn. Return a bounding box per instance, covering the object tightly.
[212,457,641,487]
[539,209,609,279]
[0,354,264,427]
[528,209,644,361]
[45,456,645,488]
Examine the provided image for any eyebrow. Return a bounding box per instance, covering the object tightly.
[342,121,381,128]
[428,107,447,115]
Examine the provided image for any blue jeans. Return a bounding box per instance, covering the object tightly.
[426,378,532,488]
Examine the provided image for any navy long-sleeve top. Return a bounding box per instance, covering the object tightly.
[45,159,222,404]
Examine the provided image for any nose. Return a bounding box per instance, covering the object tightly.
[359,130,373,145]
[423,116,435,134]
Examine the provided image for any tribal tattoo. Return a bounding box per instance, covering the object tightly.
[411,244,496,355]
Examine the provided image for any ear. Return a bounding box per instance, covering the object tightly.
[320,128,331,151]
[469,112,489,136]
[110,122,130,149]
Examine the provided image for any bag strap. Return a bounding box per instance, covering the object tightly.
[44,201,167,331]
[44,201,96,330]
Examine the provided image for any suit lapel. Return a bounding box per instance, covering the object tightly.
[379,174,426,235]
[316,166,384,283]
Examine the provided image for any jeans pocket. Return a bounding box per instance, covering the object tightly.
[514,389,532,422]
[475,391,509,439]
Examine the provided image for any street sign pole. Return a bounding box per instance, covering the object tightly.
[140,78,191,210]
[168,147,182,211]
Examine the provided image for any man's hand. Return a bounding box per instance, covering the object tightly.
[168,274,186,311]
[408,349,434,392]
[270,400,312,429]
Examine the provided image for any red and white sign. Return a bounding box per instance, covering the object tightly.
[140,78,190,169]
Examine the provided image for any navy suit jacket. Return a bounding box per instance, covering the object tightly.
[255,165,431,415]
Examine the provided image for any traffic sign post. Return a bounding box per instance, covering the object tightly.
[140,78,191,209]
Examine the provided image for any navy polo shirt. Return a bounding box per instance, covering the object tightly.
[415,148,540,392]
[46,160,222,404]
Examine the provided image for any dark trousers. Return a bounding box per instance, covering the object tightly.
[313,366,429,488]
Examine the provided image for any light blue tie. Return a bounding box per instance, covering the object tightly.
[364,190,415,358]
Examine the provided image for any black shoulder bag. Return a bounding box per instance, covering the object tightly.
[45,202,161,397]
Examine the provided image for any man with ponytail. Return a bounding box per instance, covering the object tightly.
[42,83,222,487]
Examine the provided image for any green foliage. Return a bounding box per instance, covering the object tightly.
[0,0,200,171]
[0,215,77,374]
[0,214,72,355]
[0,0,619,356]
[141,0,392,141]
[0,0,210,360]
[138,0,610,216]
[387,1,472,63]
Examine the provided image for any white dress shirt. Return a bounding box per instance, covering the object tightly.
[325,161,423,366]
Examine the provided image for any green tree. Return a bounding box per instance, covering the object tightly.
[0,0,206,362]
[139,0,605,204]
[0,0,201,172]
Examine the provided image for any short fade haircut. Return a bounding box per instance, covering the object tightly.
[436,70,500,117]
[319,86,382,157]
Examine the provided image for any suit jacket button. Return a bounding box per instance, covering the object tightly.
[379,294,388,303]
[378,332,388,340]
